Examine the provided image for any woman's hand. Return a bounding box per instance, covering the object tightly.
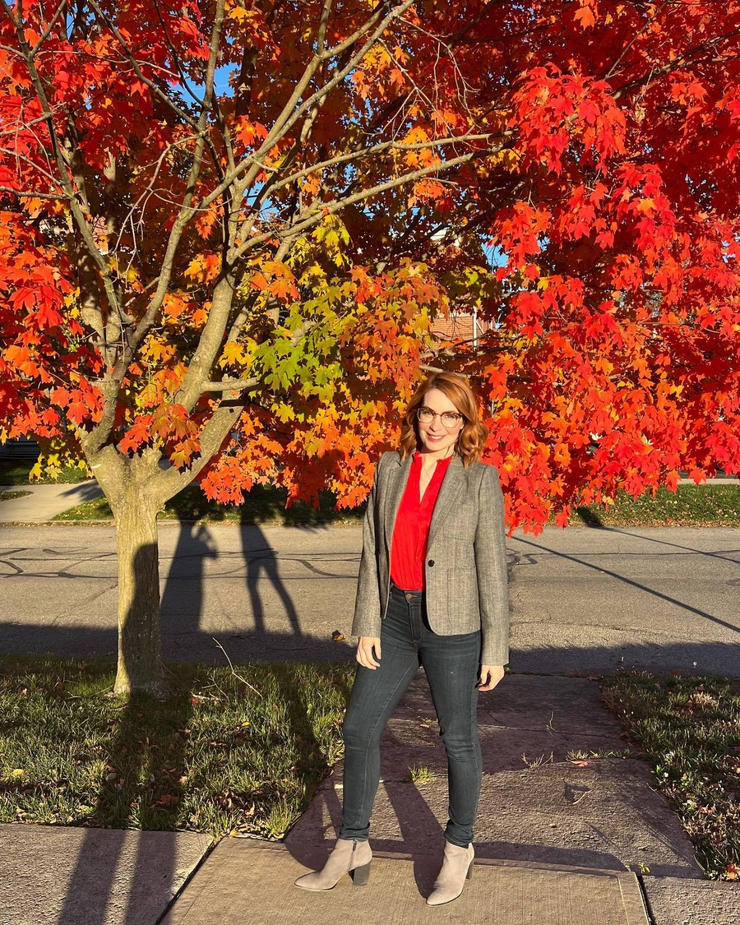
[356,636,382,669]
[478,665,505,691]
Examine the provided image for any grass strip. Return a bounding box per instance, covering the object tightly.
[0,656,354,840]
[572,485,740,528]
[53,482,366,525]
[50,483,740,527]
[0,460,90,485]
[601,671,740,881]
[0,491,32,501]
[6,452,740,527]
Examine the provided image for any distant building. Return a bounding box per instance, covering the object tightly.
[431,307,495,348]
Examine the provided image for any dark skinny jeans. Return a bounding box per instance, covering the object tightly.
[339,579,483,848]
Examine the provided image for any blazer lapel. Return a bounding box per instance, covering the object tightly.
[427,454,464,551]
[383,451,465,553]
[383,452,413,551]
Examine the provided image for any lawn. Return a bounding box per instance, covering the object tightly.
[601,670,740,881]
[0,459,90,485]
[572,484,740,528]
[3,451,739,526]
[0,656,354,840]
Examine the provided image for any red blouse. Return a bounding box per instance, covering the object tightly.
[389,450,454,591]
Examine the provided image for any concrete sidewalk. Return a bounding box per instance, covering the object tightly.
[0,481,103,523]
[162,840,650,925]
[1,674,737,924]
[161,673,738,924]
[0,825,211,925]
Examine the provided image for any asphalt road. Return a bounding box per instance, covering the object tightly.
[0,523,738,675]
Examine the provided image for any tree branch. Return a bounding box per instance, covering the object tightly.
[0,185,70,200]
[230,138,511,262]
[190,0,417,221]
[201,376,262,392]
[112,0,227,377]
[30,0,69,57]
[613,25,740,100]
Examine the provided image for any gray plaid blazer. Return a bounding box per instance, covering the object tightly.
[351,450,510,666]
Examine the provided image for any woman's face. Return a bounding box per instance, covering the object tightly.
[416,388,465,455]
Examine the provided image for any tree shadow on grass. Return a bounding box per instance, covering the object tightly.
[49,530,354,924]
[57,545,194,925]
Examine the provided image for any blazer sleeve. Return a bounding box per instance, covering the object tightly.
[351,454,384,638]
[474,464,510,666]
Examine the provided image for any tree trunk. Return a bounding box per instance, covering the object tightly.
[88,414,242,698]
[112,489,168,697]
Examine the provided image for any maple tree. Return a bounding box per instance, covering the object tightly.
[2,1,740,698]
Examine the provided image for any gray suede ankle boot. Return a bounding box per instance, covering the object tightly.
[294,838,372,890]
[426,841,474,906]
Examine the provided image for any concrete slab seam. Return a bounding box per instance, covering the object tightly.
[154,836,218,925]
[625,872,653,925]
[634,873,657,925]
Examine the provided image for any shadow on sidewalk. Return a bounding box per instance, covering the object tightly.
[42,522,354,923]
[56,545,193,924]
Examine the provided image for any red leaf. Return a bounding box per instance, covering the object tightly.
[119,416,153,455]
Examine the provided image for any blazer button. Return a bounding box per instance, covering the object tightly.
[428,559,434,566]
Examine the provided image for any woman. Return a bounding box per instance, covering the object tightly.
[295,371,510,905]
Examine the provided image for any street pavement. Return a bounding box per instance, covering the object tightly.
[0,521,738,675]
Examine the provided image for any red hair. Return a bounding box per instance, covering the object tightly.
[398,371,490,467]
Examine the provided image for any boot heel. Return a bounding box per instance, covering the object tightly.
[466,860,474,880]
[351,861,372,886]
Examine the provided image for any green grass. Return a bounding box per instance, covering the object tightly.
[567,484,740,528]
[0,656,354,840]
[50,496,114,521]
[601,671,740,880]
[53,482,367,525]
[51,482,740,527]
[407,765,436,784]
[0,459,90,485]
[0,490,32,501]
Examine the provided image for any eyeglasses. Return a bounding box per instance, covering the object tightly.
[416,407,464,428]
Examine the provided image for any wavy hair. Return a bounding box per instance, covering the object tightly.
[398,371,490,467]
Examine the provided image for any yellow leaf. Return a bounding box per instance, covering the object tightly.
[220,340,247,367]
